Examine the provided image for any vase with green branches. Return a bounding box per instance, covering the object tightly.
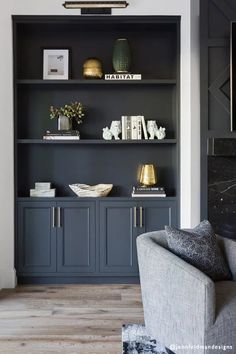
[49,102,85,131]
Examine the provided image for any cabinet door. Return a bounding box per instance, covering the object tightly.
[17,202,57,273]
[138,200,177,233]
[57,202,96,273]
[99,201,138,274]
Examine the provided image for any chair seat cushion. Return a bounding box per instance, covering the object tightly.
[165,220,232,281]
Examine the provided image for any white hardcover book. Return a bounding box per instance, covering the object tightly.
[30,189,56,197]
[137,116,142,140]
[105,74,142,80]
[121,116,127,140]
[132,193,166,198]
[35,182,51,191]
[126,116,132,140]
[131,116,138,140]
[141,116,148,140]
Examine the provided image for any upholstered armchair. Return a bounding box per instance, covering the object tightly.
[137,230,236,354]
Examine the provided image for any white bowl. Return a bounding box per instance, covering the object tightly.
[69,183,113,197]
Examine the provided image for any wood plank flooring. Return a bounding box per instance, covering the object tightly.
[0,284,144,354]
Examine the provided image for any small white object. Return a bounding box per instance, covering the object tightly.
[110,120,121,140]
[156,126,166,140]
[69,183,113,197]
[102,127,112,140]
[30,189,56,197]
[147,120,158,140]
[35,182,51,191]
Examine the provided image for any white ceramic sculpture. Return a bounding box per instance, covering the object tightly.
[102,127,112,140]
[69,183,113,197]
[147,120,158,140]
[156,126,166,140]
[110,120,121,140]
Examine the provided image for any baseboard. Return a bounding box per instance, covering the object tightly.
[0,268,17,289]
[18,276,140,285]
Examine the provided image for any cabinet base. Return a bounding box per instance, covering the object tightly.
[17,276,140,285]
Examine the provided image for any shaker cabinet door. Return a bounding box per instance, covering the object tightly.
[57,202,96,273]
[17,202,57,274]
[99,201,139,274]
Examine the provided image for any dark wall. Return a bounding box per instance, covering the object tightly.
[201,0,236,239]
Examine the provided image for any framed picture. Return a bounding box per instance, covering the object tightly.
[43,49,69,80]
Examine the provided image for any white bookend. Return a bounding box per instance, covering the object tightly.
[121,116,127,140]
[126,116,132,140]
[141,116,148,140]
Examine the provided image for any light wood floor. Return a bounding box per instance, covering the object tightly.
[0,284,144,354]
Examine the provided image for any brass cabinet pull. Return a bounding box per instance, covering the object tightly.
[52,207,56,228]
[133,207,137,228]
[57,207,61,228]
[140,207,143,228]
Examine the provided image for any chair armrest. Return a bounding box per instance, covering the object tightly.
[137,232,215,347]
[217,235,236,280]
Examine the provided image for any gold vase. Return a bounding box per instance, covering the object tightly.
[139,164,157,186]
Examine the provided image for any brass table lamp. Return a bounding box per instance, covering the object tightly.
[139,164,157,186]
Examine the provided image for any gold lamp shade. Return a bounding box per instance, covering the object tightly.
[139,164,157,186]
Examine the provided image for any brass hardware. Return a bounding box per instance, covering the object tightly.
[52,207,56,228]
[133,207,137,228]
[140,207,143,228]
[139,164,157,187]
[57,207,61,228]
[63,1,129,9]
[83,58,103,79]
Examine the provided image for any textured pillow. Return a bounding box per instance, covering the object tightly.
[165,220,232,281]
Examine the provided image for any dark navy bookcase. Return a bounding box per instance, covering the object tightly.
[13,16,180,284]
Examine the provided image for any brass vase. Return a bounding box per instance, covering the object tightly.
[112,38,131,73]
[139,164,157,186]
[83,57,103,79]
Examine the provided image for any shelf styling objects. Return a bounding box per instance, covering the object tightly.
[112,39,131,74]
[156,126,166,140]
[147,120,158,140]
[83,57,103,79]
[122,116,143,140]
[43,130,80,140]
[102,127,113,140]
[43,49,69,80]
[132,186,166,198]
[139,164,157,187]
[110,120,121,140]
[105,74,142,80]
[69,183,113,197]
[49,102,84,131]
[30,182,56,197]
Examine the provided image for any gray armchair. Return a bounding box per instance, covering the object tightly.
[137,230,236,354]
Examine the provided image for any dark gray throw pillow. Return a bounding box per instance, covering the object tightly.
[165,220,232,281]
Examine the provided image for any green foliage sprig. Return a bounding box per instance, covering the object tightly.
[49,102,85,125]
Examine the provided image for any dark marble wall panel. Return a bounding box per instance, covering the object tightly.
[201,0,236,238]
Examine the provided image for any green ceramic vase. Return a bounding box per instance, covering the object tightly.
[112,38,131,73]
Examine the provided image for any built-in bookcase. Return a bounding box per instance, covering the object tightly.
[13,15,180,284]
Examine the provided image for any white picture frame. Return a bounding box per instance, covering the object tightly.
[43,49,69,80]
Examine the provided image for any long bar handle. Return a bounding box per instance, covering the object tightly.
[140,207,143,228]
[57,207,61,228]
[52,207,56,228]
[133,207,137,228]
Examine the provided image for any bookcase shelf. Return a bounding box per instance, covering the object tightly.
[17,139,177,144]
[16,79,177,85]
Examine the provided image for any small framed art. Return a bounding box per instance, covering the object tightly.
[43,49,70,80]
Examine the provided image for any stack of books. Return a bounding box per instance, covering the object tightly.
[121,116,148,140]
[132,186,166,198]
[30,182,56,197]
[43,130,80,140]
